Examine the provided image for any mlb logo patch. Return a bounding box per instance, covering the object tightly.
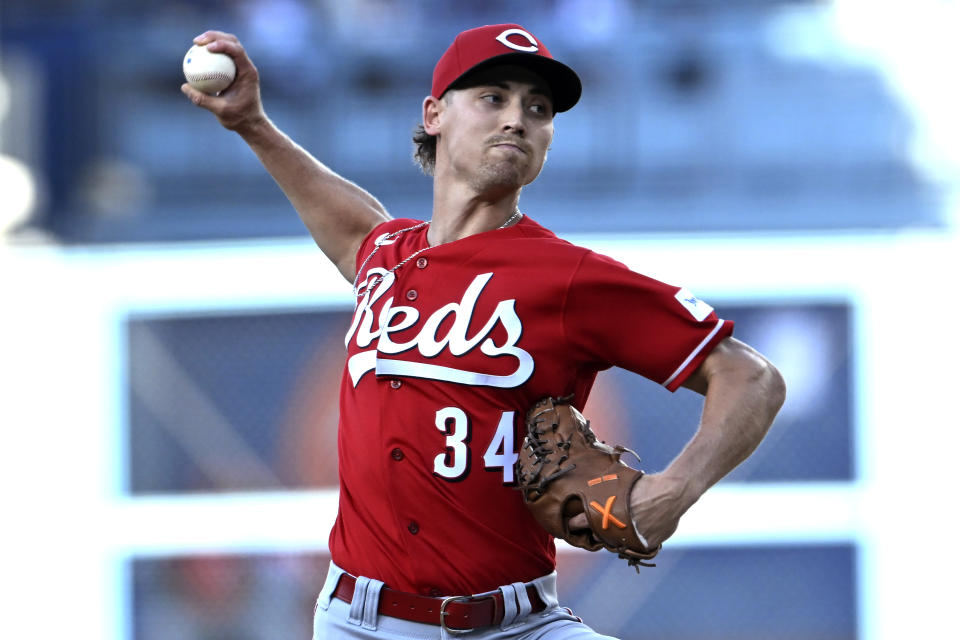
[674,287,713,322]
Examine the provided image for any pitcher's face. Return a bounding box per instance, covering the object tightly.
[428,65,555,193]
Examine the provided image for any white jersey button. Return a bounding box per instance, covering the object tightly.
[390,379,402,389]
[416,257,428,269]
[406,289,418,301]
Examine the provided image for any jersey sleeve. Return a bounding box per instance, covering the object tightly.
[563,250,733,391]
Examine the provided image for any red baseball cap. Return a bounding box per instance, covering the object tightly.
[431,24,582,113]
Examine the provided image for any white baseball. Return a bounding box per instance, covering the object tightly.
[183,44,236,95]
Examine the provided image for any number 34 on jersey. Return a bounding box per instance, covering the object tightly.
[432,407,519,484]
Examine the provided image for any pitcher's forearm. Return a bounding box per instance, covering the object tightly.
[182,32,389,280]
[238,117,389,278]
[664,345,786,507]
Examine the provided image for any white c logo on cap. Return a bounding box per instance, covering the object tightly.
[495,28,539,53]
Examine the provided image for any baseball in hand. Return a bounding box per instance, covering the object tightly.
[183,44,236,94]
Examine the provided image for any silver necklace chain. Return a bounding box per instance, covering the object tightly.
[352,210,523,296]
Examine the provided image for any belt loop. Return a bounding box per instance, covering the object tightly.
[498,582,520,630]
[361,577,384,630]
[512,581,533,618]
[316,562,344,612]
[347,576,371,626]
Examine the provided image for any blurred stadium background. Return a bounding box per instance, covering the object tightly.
[1,1,957,639]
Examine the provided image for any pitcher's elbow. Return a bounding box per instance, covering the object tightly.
[763,360,787,415]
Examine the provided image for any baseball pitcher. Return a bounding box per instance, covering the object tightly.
[183,23,786,640]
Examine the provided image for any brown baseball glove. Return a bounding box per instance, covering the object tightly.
[516,396,660,569]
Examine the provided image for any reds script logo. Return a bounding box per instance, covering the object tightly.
[345,271,533,388]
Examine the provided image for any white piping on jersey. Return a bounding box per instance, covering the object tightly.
[661,319,726,389]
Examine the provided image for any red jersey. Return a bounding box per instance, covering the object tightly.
[329,216,732,596]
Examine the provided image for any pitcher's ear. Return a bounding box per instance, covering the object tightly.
[423,95,444,136]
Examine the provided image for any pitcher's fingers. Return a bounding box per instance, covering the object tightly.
[194,30,239,46]
[203,39,256,76]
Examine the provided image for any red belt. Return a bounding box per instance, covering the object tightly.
[332,572,547,632]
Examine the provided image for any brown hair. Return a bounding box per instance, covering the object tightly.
[412,123,437,176]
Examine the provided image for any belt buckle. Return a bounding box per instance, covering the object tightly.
[439,595,475,634]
